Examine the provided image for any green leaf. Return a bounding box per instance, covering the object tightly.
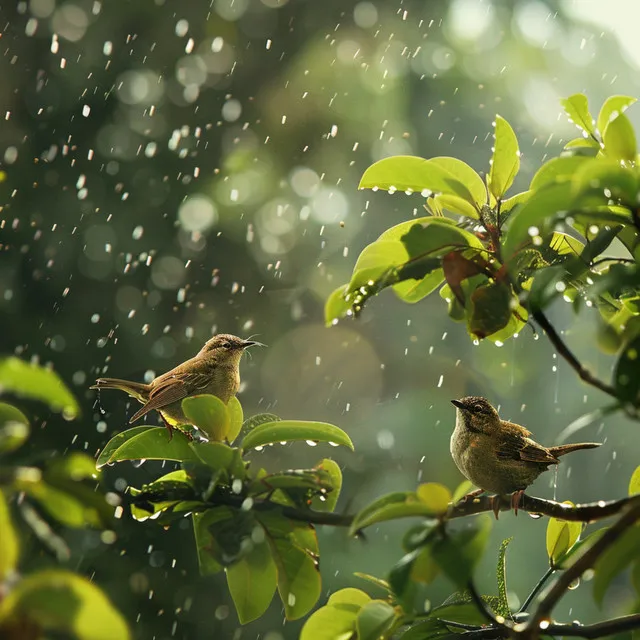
[593,525,640,605]
[603,112,637,163]
[546,513,581,567]
[557,528,607,570]
[0,570,130,640]
[500,190,532,215]
[630,466,640,496]
[311,458,342,512]
[0,358,79,419]
[399,619,456,640]
[0,402,29,454]
[260,516,321,620]
[96,427,200,468]
[597,95,637,135]
[416,483,452,516]
[0,490,19,580]
[564,137,600,151]
[530,156,590,191]
[502,182,574,260]
[350,492,435,535]
[325,285,351,326]
[47,453,99,482]
[495,537,513,619]
[359,156,480,204]
[241,412,281,432]
[561,93,595,136]
[431,515,492,587]
[572,159,638,204]
[192,510,225,575]
[467,281,513,339]
[429,156,487,209]
[430,592,502,625]
[328,588,372,608]
[487,115,520,199]
[226,397,244,444]
[392,270,445,304]
[240,420,353,451]
[431,194,480,219]
[351,240,409,289]
[410,547,440,585]
[182,394,230,441]
[191,441,236,473]
[226,536,277,624]
[614,335,640,404]
[356,600,397,640]
[354,573,392,594]
[452,480,475,503]
[300,598,360,640]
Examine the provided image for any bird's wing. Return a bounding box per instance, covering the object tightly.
[496,432,558,465]
[128,371,211,423]
[501,420,532,438]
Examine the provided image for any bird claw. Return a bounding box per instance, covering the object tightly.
[490,494,502,520]
[511,490,525,516]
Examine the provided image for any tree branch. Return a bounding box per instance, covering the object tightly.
[523,501,640,639]
[531,309,618,400]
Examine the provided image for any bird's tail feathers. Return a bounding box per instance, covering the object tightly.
[91,378,150,401]
[549,442,602,457]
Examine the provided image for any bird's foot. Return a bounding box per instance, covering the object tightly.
[160,416,174,441]
[510,490,525,516]
[458,488,484,503]
[490,494,503,520]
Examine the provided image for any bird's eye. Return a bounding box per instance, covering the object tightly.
[222,341,231,349]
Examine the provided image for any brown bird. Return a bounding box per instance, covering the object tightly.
[91,334,260,435]
[450,396,601,516]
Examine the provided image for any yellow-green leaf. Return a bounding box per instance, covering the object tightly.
[0,491,19,580]
[561,93,595,136]
[487,116,520,199]
[603,112,637,163]
[416,483,452,515]
[629,466,640,496]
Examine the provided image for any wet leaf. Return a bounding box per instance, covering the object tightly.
[240,420,353,451]
[399,618,456,640]
[603,112,637,163]
[467,281,513,339]
[226,397,244,444]
[487,115,520,199]
[350,492,435,535]
[300,589,369,640]
[416,483,452,515]
[561,93,595,136]
[0,403,29,454]
[429,156,487,209]
[0,491,19,581]
[226,536,277,624]
[182,394,230,441]
[0,358,79,419]
[356,599,397,640]
[241,412,281,432]
[495,537,513,619]
[325,285,351,326]
[546,512,581,567]
[597,95,637,134]
[410,547,440,585]
[0,570,130,640]
[530,156,590,191]
[311,458,342,512]
[96,427,200,468]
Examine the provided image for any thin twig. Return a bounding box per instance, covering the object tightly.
[531,309,618,400]
[518,566,555,613]
[524,502,640,639]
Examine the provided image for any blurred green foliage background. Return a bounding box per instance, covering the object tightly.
[1,0,640,637]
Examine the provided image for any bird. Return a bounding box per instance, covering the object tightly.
[450,396,601,516]
[91,334,261,437]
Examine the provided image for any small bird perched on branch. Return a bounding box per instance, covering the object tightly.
[91,334,261,435]
[450,396,601,517]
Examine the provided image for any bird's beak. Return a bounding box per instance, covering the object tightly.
[451,399,466,410]
[241,340,265,349]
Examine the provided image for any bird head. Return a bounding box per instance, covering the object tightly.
[451,396,500,434]
[197,334,264,361]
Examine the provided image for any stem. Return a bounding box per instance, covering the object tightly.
[531,309,618,400]
[545,614,640,638]
[524,502,640,638]
[518,566,555,613]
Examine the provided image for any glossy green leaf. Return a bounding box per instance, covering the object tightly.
[96,427,200,468]
[359,156,479,204]
[192,510,226,575]
[0,358,79,419]
[356,599,397,640]
[300,596,360,640]
[325,285,351,326]
[603,112,637,163]
[0,491,19,580]
[561,93,595,136]
[500,190,532,215]
[410,547,440,585]
[593,525,640,606]
[429,592,502,624]
[311,459,342,512]
[495,537,513,619]
[564,137,600,151]
[530,156,590,191]
[226,397,244,444]
[241,412,281,432]
[240,420,353,451]
[629,466,640,496]
[431,194,479,219]
[351,240,409,288]
[467,281,513,339]
[429,156,487,208]
[487,115,520,199]
[328,588,372,608]
[416,483,452,515]
[546,512,581,567]
[0,570,130,640]
[572,159,638,204]
[354,573,392,594]
[614,335,640,404]
[502,182,574,260]
[226,537,277,624]
[191,441,235,473]
[0,402,29,454]
[431,515,492,587]
[350,492,435,535]
[182,394,230,441]
[392,270,445,304]
[597,95,637,134]
[399,619,455,640]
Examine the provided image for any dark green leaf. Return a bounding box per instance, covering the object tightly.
[192,510,227,575]
[593,525,640,605]
[226,536,277,624]
[350,492,435,535]
[47,453,99,482]
[96,427,200,468]
[430,593,502,625]
[487,115,520,199]
[388,550,419,605]
[614,335,640,404]
[597,95,637,135]
[356,599,397,640]
[240,420,353,451]
[399,618,457,640]
[0,490,19,580]
[431,516,492,587]
[0,402,29,454]
[191,441,236,475]
[0,569,130,640]
[410,547,440,585]
[603,112,637,163]
[561,93,595,136]
[0,358,79,419]
[495,537,513,619]
[467,281,513,339]
[182,394,230,441]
